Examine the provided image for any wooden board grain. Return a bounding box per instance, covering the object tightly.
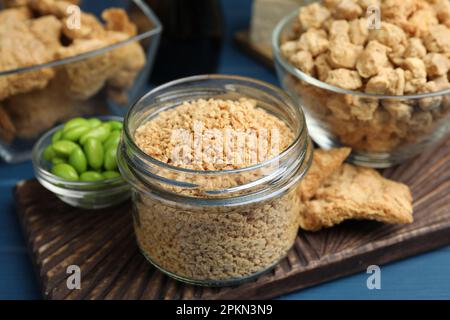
[14,137,450,300]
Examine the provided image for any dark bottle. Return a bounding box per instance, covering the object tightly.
[147,0,224,85]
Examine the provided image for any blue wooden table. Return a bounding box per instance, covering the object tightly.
[1,0,449,300]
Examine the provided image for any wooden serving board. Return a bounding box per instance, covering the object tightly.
[14,137,450,300]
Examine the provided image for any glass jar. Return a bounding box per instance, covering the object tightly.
[117,75,313,286]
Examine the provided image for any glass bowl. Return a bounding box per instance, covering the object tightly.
[118,75,312,286]
[0,0,161,163]
[272,10,450,168]
[32,116,130,209]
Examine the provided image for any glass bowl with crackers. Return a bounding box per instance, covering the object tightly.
[272,0,450,168]
[0,0,161,163]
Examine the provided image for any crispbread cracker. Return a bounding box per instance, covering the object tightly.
[298,164,414,231]
[297,147,351,201]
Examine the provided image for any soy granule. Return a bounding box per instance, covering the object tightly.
[132,98,301,282]
[134,98,294,171]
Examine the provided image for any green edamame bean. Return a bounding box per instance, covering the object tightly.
[51,157,66,165]
[84,138,104,170]
[87,118,102,128]
[52,129,63,144]
[51,163,79,181]
[69,148,87,174]
[62,125,91,142]
[43,145,56,161]
[104,145,118,171]
[63,117,89,132]
[102,171,121,179]
[108,121,123,131]
[80,171,104,182]
[80,124,111,145]
[52,140,79,157]
[103,131,121,150]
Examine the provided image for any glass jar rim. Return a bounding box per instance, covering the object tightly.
[123,74,308,176]
[272,10,450,100]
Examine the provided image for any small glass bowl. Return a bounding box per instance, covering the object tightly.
[32,116,130,209]
[272,10,450,168]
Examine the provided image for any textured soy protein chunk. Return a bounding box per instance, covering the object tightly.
[0,4,147,146]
